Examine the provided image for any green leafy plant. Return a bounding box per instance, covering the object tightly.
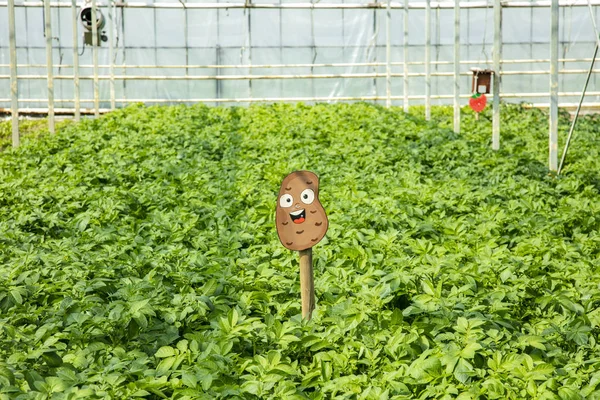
[0,102,599,399]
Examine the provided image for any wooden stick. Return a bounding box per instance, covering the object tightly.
[299,248,315,320]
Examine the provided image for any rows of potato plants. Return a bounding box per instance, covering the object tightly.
[1,103,599,399]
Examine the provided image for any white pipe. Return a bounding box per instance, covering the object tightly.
[44,0,55,133]
[5,101,600,115]
[71,0,80,121]
[425,0,431,120]
[386,0,392,107]
[6,91,598,105]
[493,0,501,150]
[109,0,115,110]
[8,0,19,147]
[3,68,600,81]
[403,0,409,111]
[549,0,559,171]
[92,0,100,117]
[453,0,460,132]
[2,58,599,70]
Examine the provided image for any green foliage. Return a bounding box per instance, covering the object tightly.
[0,119,73,151]
[0,102,599,399]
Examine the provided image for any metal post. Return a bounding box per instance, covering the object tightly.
[183,2,190,102]
[549,0,559,172]
[492,0,501,150]
[279,0,283,102]
[386,0,391,107]
[216,8,220,105]
[311,5,317,99]
[425,0,431,120]
[121,5,127,105]
[153,5,158,101]
[247,3,253,99]
[44,0,55,133]
[109,0,115,110]
[557,44,598,175]
[92,0,100,117]
[403,0,409,112]
[453,0,460,133]
[71,0,80,121]
[372,6,377,99]
[8,0,19,147]
[24,2,31,102]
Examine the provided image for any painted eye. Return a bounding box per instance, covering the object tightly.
[300,189,315,204]
[279,194,293,208]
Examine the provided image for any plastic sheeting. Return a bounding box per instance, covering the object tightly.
[0,1,599,110]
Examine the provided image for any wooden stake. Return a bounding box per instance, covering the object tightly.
[299,248,315,320]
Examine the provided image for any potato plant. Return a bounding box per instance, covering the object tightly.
[0,103,599,399]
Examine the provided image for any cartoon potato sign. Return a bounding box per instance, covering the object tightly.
[276,171,328,251]
[276,170,328,320]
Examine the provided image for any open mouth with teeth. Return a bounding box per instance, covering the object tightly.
[289,209,306,224]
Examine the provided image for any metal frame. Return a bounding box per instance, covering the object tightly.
[8,0,18,147]
[492,0,501,150]
[425,0,431,120]
[2,0,599,166]
[3,1,600,8]
[549,0,559,172]
[44,0,55,133]
[453,0,460,132]
[71,0,80,121]
[403,0,409,112]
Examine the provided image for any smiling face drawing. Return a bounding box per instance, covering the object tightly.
[276,171,328,251]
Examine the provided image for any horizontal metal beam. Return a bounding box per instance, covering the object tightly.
[1,58,599,70]
[2,0,600,8]
[4,101,599,116]
[3,91,600,105]
[0,43,596,50]
[1,68,599,81]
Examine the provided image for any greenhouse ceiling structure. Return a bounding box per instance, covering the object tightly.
[1,0,600,170]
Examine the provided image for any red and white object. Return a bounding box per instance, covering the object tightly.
[469,92,487,117]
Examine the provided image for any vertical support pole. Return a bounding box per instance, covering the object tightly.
[492,0,501,150]
[453,0,460,133]
[311,6,317,100]
[215,9,221,106]
[153,5,158,101]
[92,0,100,117]
[44,0,55,133]
[372,6,377,99]
[403,0,409,112]
[247,3,253,99]
[109,0,115,110]
[385,0,391,107]
[279,0,283,101]
[425,0,431,120]
[549,0,559,172]
[71,0,80,121]
[299,249,315,321]
[183,2,190,103]
[8,0,19,147]
[121,5,127,106]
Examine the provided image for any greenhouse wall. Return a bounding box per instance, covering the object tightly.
[1,0,599,112]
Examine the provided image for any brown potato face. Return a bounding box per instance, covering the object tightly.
[276,171,328,251]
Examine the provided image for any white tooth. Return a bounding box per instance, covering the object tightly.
[290,209,304,216]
